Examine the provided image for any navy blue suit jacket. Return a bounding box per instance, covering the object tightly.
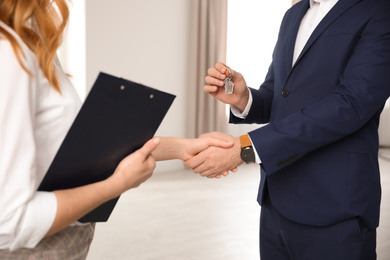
[231,0,390,229]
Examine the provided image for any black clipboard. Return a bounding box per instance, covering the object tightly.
[38,72,175,222]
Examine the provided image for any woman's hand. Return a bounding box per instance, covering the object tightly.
[48,138,160,237]
[180,136,234,161]
[108,138,160,196]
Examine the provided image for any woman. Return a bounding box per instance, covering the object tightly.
[0,0,232,258]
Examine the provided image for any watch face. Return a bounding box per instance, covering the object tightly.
[241,147,255,163]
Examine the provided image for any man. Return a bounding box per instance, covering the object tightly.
[185,0,390,259]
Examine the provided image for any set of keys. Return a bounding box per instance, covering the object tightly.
[224,67,235,94]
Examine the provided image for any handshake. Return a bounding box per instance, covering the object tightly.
[108,131,244,202]
[118,62,250,187]
[151,132,245,179]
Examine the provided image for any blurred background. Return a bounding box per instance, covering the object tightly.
[58,1,390,259]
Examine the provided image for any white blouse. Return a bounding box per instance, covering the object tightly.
[0,21,82,250]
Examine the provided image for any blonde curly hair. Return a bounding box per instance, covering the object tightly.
[0,0,70,92]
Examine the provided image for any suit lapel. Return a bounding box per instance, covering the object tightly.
[285,0,310,74]
[292,0,361,68]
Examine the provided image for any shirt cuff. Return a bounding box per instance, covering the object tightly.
[230,88,253,119]
[248,135,262,165]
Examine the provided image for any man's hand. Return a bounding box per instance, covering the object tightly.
[184,132,244,178]
[204,62,250,112]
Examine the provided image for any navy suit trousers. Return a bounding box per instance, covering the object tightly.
[260,189,377,260]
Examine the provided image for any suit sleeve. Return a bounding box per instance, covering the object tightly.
[229,62,275,125]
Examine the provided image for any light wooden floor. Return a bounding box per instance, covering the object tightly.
[87,149,390,260]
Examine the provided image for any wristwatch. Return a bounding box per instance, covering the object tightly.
[240,134,255,164]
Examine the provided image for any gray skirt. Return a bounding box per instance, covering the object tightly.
[0,223,95,260]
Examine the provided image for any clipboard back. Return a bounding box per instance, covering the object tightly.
[38,72,175,222]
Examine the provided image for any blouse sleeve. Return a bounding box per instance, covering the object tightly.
[0,39,57,250]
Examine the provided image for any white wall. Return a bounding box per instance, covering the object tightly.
[84,0,191,171]
[85,0,190,136]
[60,0,192,172]
[226,0,291,137]
[59,0,86,99]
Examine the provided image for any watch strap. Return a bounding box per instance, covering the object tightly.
[240,134,252,148]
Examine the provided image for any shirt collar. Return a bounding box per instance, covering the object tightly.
[310,0,330,7]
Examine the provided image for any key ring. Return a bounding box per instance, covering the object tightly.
[226,67,233,81]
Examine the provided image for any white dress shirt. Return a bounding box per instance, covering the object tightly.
[232,0,339,163]
[0,21,82,250]
[293,0,339,65]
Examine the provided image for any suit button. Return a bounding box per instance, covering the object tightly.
[281,90,289,97]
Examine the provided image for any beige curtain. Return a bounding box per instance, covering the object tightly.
[186,0,228,138]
